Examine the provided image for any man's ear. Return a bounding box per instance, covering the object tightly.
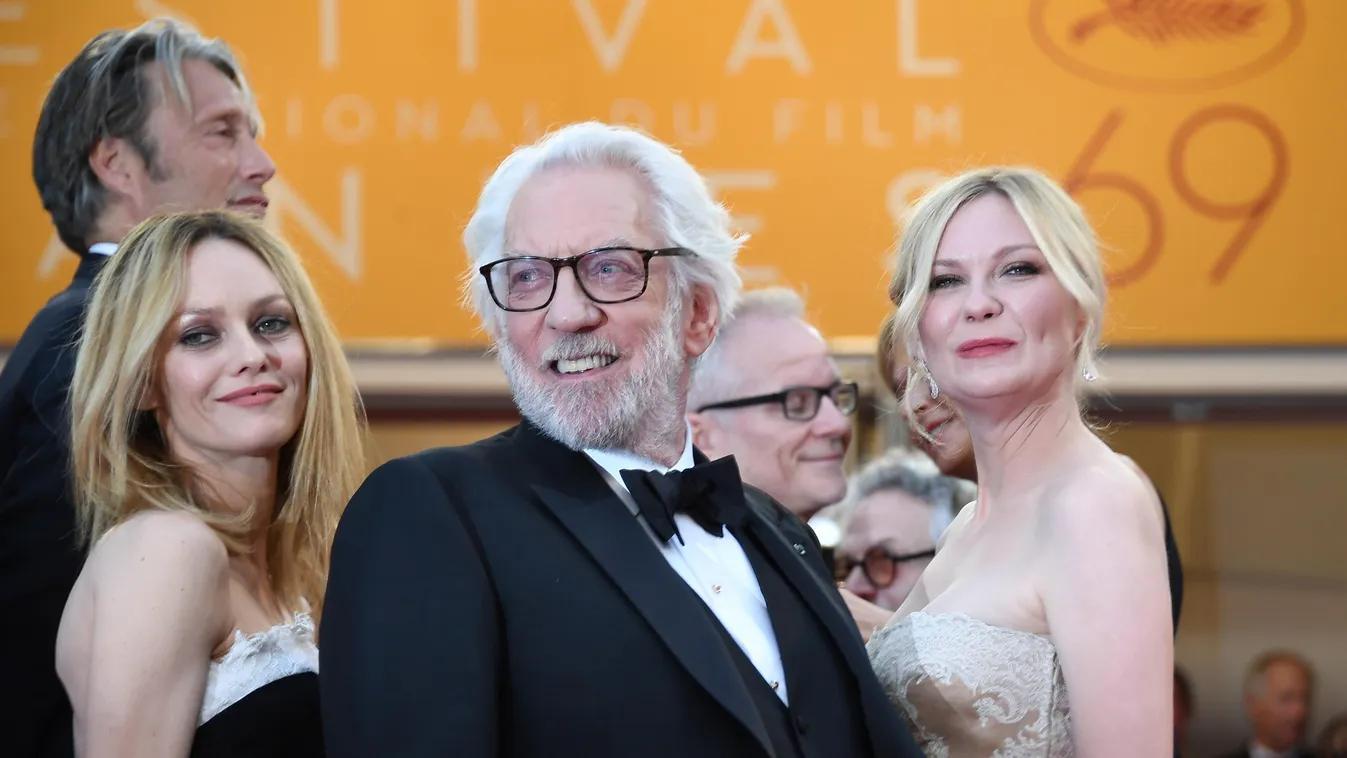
[89,136,145,205]
[682,284,719,360]
[688,412,718,455]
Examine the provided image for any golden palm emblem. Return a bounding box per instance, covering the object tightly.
[1070,0,1267,45]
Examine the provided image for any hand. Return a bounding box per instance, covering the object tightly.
[838,587,894,644]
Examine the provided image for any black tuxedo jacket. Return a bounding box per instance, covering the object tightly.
[0,255,105,758]
[320,421,921,758]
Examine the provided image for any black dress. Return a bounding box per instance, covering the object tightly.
[189,614,325,758]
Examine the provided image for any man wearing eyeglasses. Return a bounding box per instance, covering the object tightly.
[833,451,971,614]
[688,288,856,524]
[319,123,921,758]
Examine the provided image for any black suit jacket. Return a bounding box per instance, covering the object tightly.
[320,421,921,758]
[1161,495,1184,634]
[0,255,105,758]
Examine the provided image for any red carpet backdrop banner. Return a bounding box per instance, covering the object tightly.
[1,0,1342,346]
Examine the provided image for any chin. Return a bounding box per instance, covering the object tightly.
[946,372,1037,403]
[227,425,301,456]
[808,478,848,510]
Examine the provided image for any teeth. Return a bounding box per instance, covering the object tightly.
[555,355,616,374]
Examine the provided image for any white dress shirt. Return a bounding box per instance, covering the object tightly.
[585,426,789,704]
[87,242,117,256]
[1249,743,1300,758]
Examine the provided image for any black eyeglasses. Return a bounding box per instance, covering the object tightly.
[834,545,937,588]
[696,381,859,421]
[477,246,691,313]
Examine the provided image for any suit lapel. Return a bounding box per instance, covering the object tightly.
[518,425,774,755]
[73,253,107,289]
[739,502,873,683]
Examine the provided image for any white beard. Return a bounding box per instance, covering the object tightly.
[498,300,686,454]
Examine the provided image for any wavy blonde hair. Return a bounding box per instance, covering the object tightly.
[887,166,1107,423]
[70,210,368,622]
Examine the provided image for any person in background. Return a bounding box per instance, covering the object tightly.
[56,211,366,757]
[1221,650,1316,758]
[0,19,275,758]
[833,450,972,615]
[875,315,976,482]
[687,287,856,524]
[1175,666,1195,756]
[1317,712,1347,758]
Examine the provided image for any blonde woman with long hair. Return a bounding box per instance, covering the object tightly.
[55,210,366,757]
[865,167,1173,756]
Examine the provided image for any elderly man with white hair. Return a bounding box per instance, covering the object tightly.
[319,123,922,758]
[688,288,857,524]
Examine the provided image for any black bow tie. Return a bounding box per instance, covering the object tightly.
[619,457,749,545]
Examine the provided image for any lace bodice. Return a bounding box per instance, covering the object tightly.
[199,613,319,725]
[867,611,1072,757]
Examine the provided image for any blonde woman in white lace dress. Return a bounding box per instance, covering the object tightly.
[867,167,1173,757]
[53,212,367,757]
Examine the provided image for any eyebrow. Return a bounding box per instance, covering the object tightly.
[505,237,638,257]
[180,293,290,319]
[932,243,1041,270]
[196,104,260,136]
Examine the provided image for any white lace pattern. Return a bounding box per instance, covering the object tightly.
[199,613,319,725]
[867,611,1072,757]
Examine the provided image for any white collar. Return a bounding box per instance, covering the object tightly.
[1250,743,1299,758]
[87,242,117,257]
[584,422,696,490]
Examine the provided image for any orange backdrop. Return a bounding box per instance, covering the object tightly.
[2,0,1343,346]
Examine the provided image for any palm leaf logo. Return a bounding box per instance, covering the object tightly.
[1070,0,1267,45]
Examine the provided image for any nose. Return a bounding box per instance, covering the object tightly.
[961,279,1004,322]
[543,268,602,333]
[231,332,272,375]
[812,394,853,441]
[240,132,277,188]
[846,566,876,601]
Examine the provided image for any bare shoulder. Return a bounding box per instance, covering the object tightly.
[87,510,232,630]
[93,509,229,577]
[936,499,978,551]
[1040,459,1164,551]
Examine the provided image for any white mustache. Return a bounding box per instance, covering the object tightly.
[540,335,624,366]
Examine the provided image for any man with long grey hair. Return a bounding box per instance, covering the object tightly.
[0,18,274,758]
[321,122,920,757]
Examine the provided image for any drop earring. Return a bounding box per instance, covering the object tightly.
[1082,365,1097,382]
[918,359,939,399]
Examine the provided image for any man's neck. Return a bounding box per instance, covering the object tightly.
[623,423,688,468]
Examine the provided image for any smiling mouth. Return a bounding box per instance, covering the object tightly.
[553,355,617,375]
[921,418,950,437]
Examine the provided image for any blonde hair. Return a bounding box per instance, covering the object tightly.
[887,166,1106,422]
[70,210,367,623]
[876,311,901,399]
